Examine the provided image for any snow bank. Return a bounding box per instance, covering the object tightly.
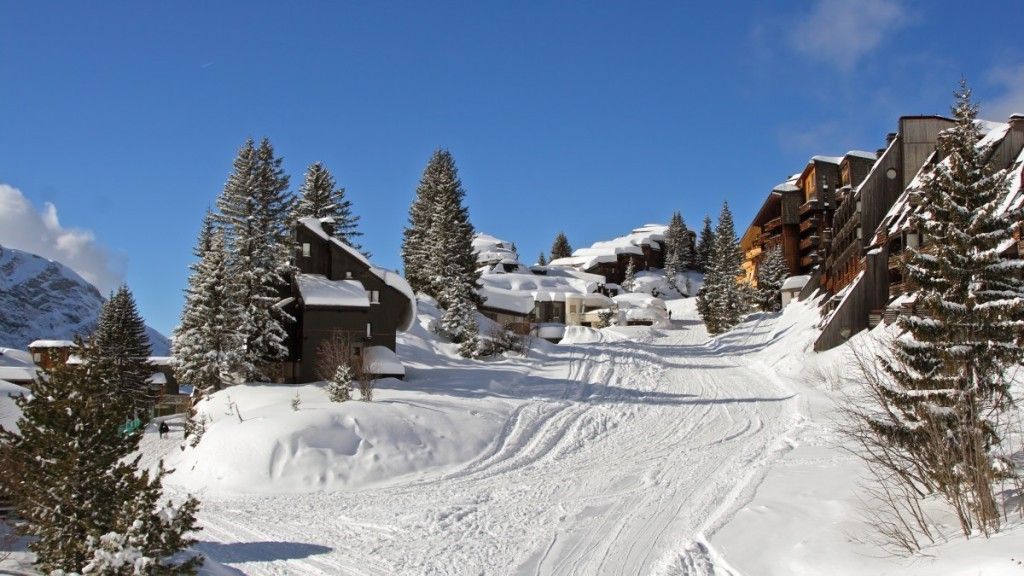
[363,345,404,377]
[168,383,505,495]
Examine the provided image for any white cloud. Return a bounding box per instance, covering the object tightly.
[0,183,124,294]
[985,63,1024,121]
[790,0,906,72]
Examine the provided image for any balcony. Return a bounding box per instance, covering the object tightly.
[800,253,821,269]
[799,217,821,234]
[799,235,820,251]
[798,198,821,215]
[763,217,783,232]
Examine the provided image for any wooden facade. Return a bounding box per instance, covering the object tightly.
[285,220,415,382]
[814,115,1024,351]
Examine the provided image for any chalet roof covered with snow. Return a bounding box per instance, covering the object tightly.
[781,275,812,291]
[548,224,667,271]
[296,274,370,309]
[0,348,37,382]
[473,233,518,265]
[27,339,75,348]
[297,218,417,331]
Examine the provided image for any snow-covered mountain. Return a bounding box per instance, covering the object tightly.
[0,245,170,355]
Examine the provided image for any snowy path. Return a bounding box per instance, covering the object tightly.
[188,310,800,575]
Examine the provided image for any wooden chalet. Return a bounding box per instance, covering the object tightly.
[815,114,1024,351]
[280,218,417,382]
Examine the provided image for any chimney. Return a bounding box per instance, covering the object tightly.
[1010,113,1024,132]
[886,132,897,145]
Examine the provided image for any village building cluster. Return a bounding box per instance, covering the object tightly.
[740,113,1024,350]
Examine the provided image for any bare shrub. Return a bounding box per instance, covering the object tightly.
[317,331,374,401]
[842,338,1022,553]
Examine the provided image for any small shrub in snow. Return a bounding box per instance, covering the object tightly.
[327,364,353,402]
[290,392,301,411]
[595,308,615,329]
[358,375,374,402]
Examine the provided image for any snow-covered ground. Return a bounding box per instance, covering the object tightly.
[25,295,1018,575]
[142,298,795,574]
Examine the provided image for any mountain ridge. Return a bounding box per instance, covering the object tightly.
[0,245,171,355]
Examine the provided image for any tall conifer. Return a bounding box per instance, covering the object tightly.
[93,285,153,414]
[293,162,365,254]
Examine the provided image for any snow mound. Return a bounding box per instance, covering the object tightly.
[169,382,503,495]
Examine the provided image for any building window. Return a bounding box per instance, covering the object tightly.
[346,271,353,279]
[351,343,363,357]
[369,290,380,304]
[302,243,310,257]
[366,323,372,339]
[32,352,41,363]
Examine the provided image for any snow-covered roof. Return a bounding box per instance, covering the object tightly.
[147,356,173,367]
[844,150,877,161]
[0,348,34,366]
[811,155,843,165]
[0,348,38,382]
[473,233,519,265]
[612,292,667,310]
[369,267,417,332]
[297,218,417,331]
[362,346,405,376]
[296,274,370,309]
[0,379,29,397]
[0,366,36,383]
[147,372,168,385]
[479,285,536,315]
[549,224,667,271]
[781,275,812,291]
[27,339,75,348]
[299,217,372,268]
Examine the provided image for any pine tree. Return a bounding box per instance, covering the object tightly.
[663,212,689,291]
[327,364,353,402]
[874,81,1023,534]
[402,149,450,294]
[622,258,637,292]
[420,150,482,307]
[174,212,248,390]
[550,232,572,261]
[1,343,201,573]
[756,245,789,312]
[93,285,153,415]
[437,261,481,354]
[696,215,715,273]
[215,138,293,381]
[537,252,547,266]
[292,162,365,254]
[697,203,749,334]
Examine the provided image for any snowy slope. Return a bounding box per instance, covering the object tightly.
[0,245,170,354]
[136,296,1024,575]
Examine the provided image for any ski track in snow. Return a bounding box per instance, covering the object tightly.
[185,312,799,576]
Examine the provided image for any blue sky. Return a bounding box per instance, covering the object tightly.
[2,1,1022,335]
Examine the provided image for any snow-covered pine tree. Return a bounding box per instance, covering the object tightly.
[537,252,547,266]
[756,245,789,312]
[174,212,248,390]
[696,215,715,273]
[93,285,153,415]
[215,138,293,381]
[402,149,449,295]
[292,161,366,254]
[1,342,201,574]
[664,211,689,291]
[622,258,637,292]
[436,261,481,354]
[697,203,748,334]
[423,150,482,307]
[550,232,572,261]
[327,364,353,402]
[875,81,1023,534]
[82,463,202,575]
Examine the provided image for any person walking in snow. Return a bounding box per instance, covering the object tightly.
[158,420,170,439]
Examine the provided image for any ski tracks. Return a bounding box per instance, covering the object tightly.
[193,315,801,575]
